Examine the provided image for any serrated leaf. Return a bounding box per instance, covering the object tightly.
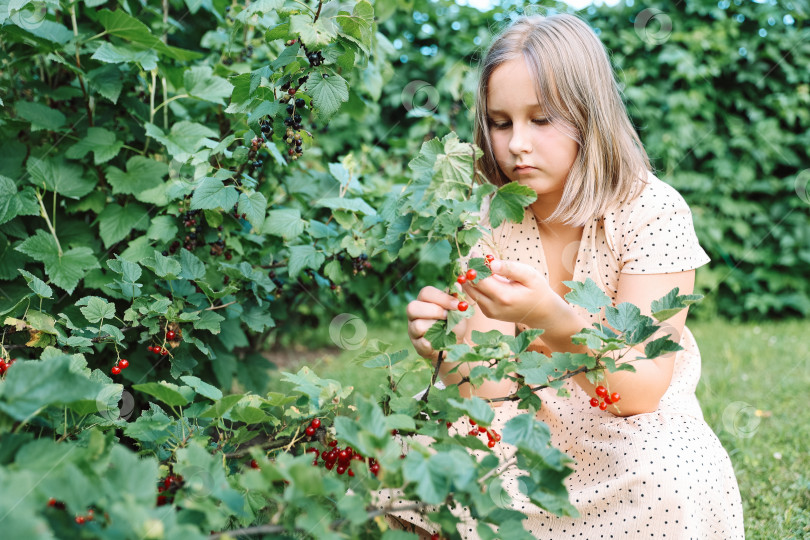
[488,182,537,229]
[447,396,495,426]
[200,394,243,418]
[65,127,123,165]
[287,245,325,278]
[502,413,552,451]
[263,208,306,239]
[642,335,683,359]
[18,269,52,299]
[650,288,703,321]
[179,249,205,280]
[107,156,167,197]
[316,197,376,215]
[27,157,95,199]
[290,14,337,48]
[144,121,218,162]
[604,302,644,334]
[179,375,222,401]
[78,296,115,323]
[132,382,190,407]
[190,176,239,211]
[184,66,234,105]
[238,191,266,229]
[563,278,611,314]
[98,203,150,248]
[194,310,224,333]
[91,42,159,70]
[15,101,66,131]
[304,72,349,119]
[97,9,201,61]
[16,230,100,293]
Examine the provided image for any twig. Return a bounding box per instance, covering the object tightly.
[35,189,62,256]
[421,350,444,403]
[205,301,237,311]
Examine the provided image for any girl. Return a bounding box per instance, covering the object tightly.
[395,13,744,539]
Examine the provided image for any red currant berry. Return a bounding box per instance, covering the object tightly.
[250,459,260,469]
[390,429,399,436]
[456,275,467,285]
[310,418,321,429]
[328,440,338,447]
[446,421,452,428]
[288,87,296,95]
[324,461,335,470]
[166,330,176,340]
[478,426,487,433]
[336,465,346,475]
[485,254,495,264]
[595,385,608,398]
[160,348,168,355]
[604,396,613,405]
[119,359,129,369]
[466,269,477,281]
[370,463,380,475]
[47,498,57,507]
[75,516,86,524]
[589,397,599,407]
[111,366,121,375]
[305,426,316,436]
[493,432,501,442]
[599,401,608,411]
[348,468,355,477]
[469,419,476,426]
[457,301,469,312]
[487,440,496,448]
[610,392,621,402]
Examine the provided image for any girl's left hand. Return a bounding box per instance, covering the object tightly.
[461,259,559,327]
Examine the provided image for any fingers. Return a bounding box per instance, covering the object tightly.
[416,286,462,311]
[406,300,448,322]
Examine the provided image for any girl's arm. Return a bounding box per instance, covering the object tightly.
[531,270,696,416]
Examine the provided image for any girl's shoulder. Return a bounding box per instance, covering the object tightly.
[619,171,694,217]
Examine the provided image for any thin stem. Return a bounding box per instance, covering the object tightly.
[69,3,94,127]
[153,93,189,115]
[421,350,444,403]
[35,189,62,256]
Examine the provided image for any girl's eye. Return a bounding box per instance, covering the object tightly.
[487,118,549,129]
[533,118,550,125]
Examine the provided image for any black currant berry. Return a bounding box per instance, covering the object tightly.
[295,98,305,108]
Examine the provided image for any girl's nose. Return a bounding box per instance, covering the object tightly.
[508,123,532,155]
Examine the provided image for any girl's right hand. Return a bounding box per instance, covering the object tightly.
[406,286,468,360]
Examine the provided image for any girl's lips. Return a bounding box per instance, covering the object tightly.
[514,165,537,173]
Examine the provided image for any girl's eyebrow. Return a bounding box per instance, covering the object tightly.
[487,104,546,114]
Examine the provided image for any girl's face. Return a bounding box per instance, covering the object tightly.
[486,58,579,209]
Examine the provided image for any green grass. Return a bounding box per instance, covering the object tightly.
[266,318,810,539]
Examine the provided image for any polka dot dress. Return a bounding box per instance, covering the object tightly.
[384,173,744,538]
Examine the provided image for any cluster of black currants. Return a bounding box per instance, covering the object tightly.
[279,91,307,160]
[340,253,371,276]
[172,204,203,252]
[248,136,265,171]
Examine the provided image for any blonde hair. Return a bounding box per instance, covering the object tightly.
[473,14,651,227]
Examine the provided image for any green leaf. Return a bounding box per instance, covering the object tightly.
[303,71,349,119]
[144,121,218,162]
[179,249,205,280]
[402,450,476,505]
[238,191,267,229]
[77,296,116,323]
[604,302,644,334]
[424,320,456,350]
[290,14,337,47]
[16,230,100,293]
[263,208,305,239]
[0,176,36,226]
[179,375,222,400]
[642,335,683,359]
[132,382,190,407]
[316,197,376,216]
[87,64,124,103]
[200,394,243,418]
[147,251,182,278]
[190,176,239,211]
[18,269,52,299]
[488,182,538,229]
[287,245,325,278]
[15,101,65,131]
[27,157,95,199]
[107,156,168,197]
[146,215,178,241]
[194,310,225,333]
[97,9,201,61]
[184,66,234,105]
[98,203,150,248]
[447,396,495,426]
[650,288,704,322]
[502,413,552,451]
[0,355,108,420]
[563,278,611,314]
[65,127,123,164]
[91,42,158,71]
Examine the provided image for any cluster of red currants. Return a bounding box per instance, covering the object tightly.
[110,358,129,376]
[156,474,184,506]
[589,385,621,411]
[464,418,502,448]
[47,498,96,524]
[0,357,16,375]
[302,418,381,477]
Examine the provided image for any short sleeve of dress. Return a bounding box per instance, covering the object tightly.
[620,176,711,274]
